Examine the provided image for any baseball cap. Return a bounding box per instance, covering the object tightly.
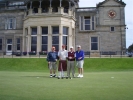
[77,45,81,48]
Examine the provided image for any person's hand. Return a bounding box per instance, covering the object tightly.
[78,57,82,60]
[55,59,57,62]
[69,57,72,59]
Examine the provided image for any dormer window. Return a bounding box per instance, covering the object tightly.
[80,16,95,31]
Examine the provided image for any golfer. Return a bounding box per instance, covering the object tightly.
[58,44,68,79]
[47,46,58,78]
[67,46,75,79]
[75,45,84,78]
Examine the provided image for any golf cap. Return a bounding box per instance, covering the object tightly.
[70,46,73,48]
[77,45,81,48]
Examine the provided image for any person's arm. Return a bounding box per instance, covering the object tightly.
[58,51,60,60]
[75,52,76,57]
[56,52,59,60]
[79,51,84,59]
[47,52,50,62]
[83,51,85,59]
[66,50,68,60]
[78,51,84,60]
[71,52,75,60]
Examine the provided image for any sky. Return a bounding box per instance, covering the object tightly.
[79,0,133,48]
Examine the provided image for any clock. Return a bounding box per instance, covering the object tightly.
[108,10,116,18]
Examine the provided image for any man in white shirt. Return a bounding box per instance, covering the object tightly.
[58,44,68,79]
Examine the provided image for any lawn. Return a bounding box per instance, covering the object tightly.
[0,58,133,100]
[0,58,133,72]
[0,71,133,100]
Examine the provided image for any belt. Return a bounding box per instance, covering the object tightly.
[68,60,75,61]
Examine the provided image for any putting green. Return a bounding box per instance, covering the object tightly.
[0,71,133,100]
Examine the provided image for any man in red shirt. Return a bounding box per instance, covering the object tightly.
[67,46,75,79]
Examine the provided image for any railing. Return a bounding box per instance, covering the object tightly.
[0,6,26,10]
[76,7,97,12]
[25,7,73,17]
[0,51,132,58]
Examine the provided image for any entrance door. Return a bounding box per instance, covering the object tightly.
[6,44,12,55]
[6,39,12,55]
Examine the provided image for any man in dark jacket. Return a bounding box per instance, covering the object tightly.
[47,46,58,78]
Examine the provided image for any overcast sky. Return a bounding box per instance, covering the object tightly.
[79,0,133,48]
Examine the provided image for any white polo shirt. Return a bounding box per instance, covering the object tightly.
[58,50,68,60]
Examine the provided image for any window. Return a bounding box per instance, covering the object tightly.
[0,39,2,50]
[5,18,16,29]
[80,16,95,31]
[63,27,68,50]
[111,27,115,32]
[91,37,98,50]
[52,36,59,51]
[31,37,37,51]
[42,27,48,34]
[52,26,59,51]
[42,27,48,51]
[31,28,37,35]
[7,39,12,44]
[42,36,48,51]
[63,27,68,35]
[17,38,20,50]
[52,26,59,34]
[31,28,37,51]
[84,16,91,30]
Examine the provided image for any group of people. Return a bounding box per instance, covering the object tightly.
[46,44,84,79]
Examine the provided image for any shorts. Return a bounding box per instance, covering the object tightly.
[49,62,57,70]
[76,60,84,68]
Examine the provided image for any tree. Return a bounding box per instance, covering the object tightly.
[128,43,133,52]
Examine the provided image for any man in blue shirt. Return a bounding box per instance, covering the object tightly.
[75,45,84,78]
[47,46,58,78]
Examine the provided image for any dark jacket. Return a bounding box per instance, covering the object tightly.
[47,51,58,62]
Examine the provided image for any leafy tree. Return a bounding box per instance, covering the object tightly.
[128,43,133,52]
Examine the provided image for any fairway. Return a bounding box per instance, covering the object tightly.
[0,71,133,100]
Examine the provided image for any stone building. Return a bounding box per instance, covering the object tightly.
[0,0,126,56]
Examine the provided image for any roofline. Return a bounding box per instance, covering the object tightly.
[97,0,126,7]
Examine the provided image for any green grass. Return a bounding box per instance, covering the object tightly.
[0,58,133,100]
[0,71,133,100]
[0,58,133,72]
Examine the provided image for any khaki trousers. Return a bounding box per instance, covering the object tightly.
[67,61,75,77]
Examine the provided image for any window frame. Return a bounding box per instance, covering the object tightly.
[16,38,20,51]
[41,26,48,51]
[63,26,68,50]
[110,26,115,32]
[31,27,37,52]
[90,36,99,51]
[5,17,16,30]
[52,26,59,51]
[80,16,95,31]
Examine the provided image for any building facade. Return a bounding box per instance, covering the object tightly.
[0,0,126,56]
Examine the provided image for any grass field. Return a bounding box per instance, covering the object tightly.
[0,58,133,100]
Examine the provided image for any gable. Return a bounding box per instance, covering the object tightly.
[97,0,126,7]
[103,0,120,6]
